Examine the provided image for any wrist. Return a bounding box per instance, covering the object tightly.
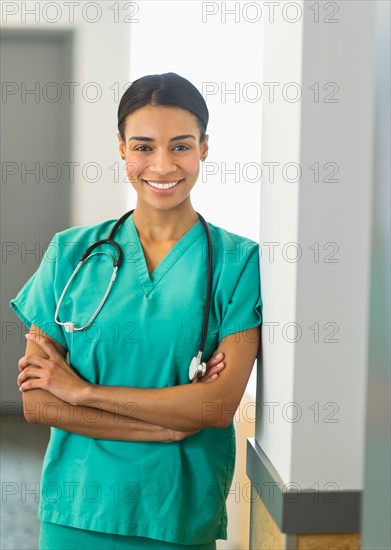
[77,382,95,406]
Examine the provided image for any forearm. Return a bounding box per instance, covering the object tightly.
[78,332,259,431]
[19,330,235,432]
[80,382,227,431]
[23,389,175,442]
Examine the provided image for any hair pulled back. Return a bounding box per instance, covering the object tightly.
[117,73,209,142]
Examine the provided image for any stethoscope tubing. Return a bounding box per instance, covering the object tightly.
[53,210,213,379]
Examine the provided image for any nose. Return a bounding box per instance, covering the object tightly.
[149,149,177,176]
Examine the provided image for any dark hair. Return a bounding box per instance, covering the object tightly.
[117,72,209,142]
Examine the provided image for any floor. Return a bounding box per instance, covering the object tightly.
[1,413,50,549]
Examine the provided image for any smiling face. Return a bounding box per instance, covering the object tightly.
[118,105,209,213]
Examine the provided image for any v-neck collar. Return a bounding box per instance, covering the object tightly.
[124,214,204,297]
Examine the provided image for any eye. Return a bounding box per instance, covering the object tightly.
[134,145,152,152]
[172,144,190,151]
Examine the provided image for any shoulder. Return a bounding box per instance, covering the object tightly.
[54,218,117,244]
[45,218,118,267]
[206,221,260,267]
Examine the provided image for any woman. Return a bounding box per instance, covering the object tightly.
[11,73,262,550]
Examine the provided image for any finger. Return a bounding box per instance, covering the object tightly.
[203,374,218,384]
[18,357,27,371]
[19,377,45,392]
[18,366,43,381]
[18,364,32,372]
[203,363,225,383]
[17,367,43,386]
[206,352,224,367]
[18,356,26,371]
[205,361,225,378]
[18,362,27,372]
[18,355,46,370]
[25,333,58,359]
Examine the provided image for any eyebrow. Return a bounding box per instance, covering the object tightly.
[128,134,197,142]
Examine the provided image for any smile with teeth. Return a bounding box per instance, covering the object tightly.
[144,180,182,190]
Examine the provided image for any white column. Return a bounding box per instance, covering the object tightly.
[257,0,375,490]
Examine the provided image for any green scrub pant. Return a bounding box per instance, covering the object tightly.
[39,521,217,550]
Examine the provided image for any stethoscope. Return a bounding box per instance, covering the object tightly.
[54,209,213,382]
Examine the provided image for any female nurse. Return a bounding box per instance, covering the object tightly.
[12,73,262,550]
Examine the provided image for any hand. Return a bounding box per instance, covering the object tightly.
[17,334,89,405]
[170,352,226,440]
[191,351,226,385]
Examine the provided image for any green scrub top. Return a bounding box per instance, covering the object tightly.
[10,213,262,546]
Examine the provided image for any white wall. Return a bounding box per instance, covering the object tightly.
[128,1,262,241]
[256,0,376,490]
[255,5,303,486]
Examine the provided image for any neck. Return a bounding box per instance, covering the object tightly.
[132,200,199,242]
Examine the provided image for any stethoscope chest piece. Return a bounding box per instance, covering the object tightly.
[188,352,207,382]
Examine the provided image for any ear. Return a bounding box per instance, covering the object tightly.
[118,132,126,160]
[200,134,209,161]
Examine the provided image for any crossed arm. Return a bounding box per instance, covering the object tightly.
[18,323,260,440]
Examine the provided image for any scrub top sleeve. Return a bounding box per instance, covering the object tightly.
[9,232,68,350]
[218,242,262,342]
